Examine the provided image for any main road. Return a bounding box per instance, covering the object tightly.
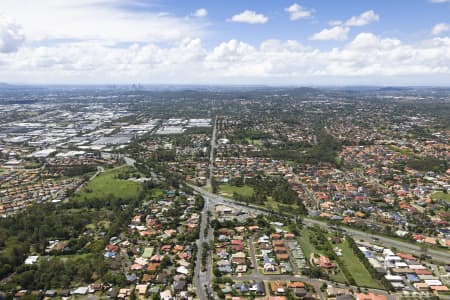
[190,185,450,264]
[207,116,217,188]
[72,166,104,195]
[194,196,215,300]
[194,115,218,299]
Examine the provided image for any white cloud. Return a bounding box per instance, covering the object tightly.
[260,39,305,52]
[229,10,268,24]
[432,23,450,35]
[311,10,379,43]
[0,0,205,43]
[2,32,450,85]
[192,8,208,17]
[329,20,343,26]
[311,26,349,41]
[429,0,450,3]
[345,10,379,27]
[0,15,25,53]
[285,3,313,21]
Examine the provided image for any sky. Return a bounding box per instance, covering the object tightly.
[0,0,450,86]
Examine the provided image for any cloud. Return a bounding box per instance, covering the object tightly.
[0,0,206,43]
[2,32,450,85]
[192,8,208,17]
[329,20,343,26]
[285,3,313,21]
[429,0,450,3]
[0,15,25,53]
[311,10,379,42]
[311,26,349,41]
[229,10,268,24]
[204,34,450,81]
[432,23,450,35]
[345,10,379,27]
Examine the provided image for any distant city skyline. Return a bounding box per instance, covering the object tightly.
[1,0,450,85]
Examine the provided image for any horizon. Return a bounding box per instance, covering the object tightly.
[2,83,450,89]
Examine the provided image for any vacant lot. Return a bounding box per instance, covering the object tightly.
[218,184,254,198]
[337,239,383,289]
[432,191,450,203]
[73,166,142,201]
[265,196,301,214]
[298,228,314,259]
[298,228,347,284]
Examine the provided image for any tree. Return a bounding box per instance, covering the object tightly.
[211,177,218,193]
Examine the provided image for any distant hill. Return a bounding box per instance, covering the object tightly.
[377,87,413,92]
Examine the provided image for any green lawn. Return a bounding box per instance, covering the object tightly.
[330,270,347,284]
[85,220,111,231]
[24,162,42,169]
[213,185,303,217]
[387,145,416,158]
[336,239,383,289]
[432,192,450,203]
[59,252,95,261]
[265,196,279,210]
[218,184,254,198]
[73,166,142,201]
[298,229,349,284]
[245,138,262,145]
[298,228,314,259]
[265,196,300,213]
[151,188,165,199]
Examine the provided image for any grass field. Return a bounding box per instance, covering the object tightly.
[330,269,348,284]
[24,162,42,169]
[86,220,111,231]
[387,145,416,158]
[213,184,303,217]
[218,184,254,198]
[245,138,262,145]
[265,196,300,213]
[298,228,314,259]
[73,166,142,201]
[298,228,348,284]
[151,188,166,199]
[432,192,450,203]
[337,239,383,289]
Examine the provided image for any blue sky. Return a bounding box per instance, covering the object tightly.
[165,0,449,45]
[0,0,450,85]
[112,0,450,45]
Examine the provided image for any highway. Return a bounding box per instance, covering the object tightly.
[190,185,450,264]
[304,219,450,264]
[192,186,399,299]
